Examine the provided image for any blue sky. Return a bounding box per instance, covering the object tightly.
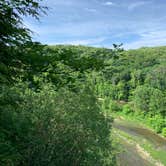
[24,0,166,49]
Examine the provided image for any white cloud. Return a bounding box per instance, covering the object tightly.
[69,37,106,45]
[124,30,166,49]
[103,1,114,6]
[23,0,166,50]
[128,1,147,11]
[47,37,106,46]
[43,0,74,6]
[85,8,97,13]
[25,20,113,37]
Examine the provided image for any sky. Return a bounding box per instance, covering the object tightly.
[24,0,166,49]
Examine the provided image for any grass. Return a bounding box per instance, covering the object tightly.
[111,111,166,138]
[142,143,166,166]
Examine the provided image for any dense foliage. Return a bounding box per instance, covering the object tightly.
[1,41,165,165]
[0,82,115,165]
[0,0,166,165]
[0,1,117,165]
[97,46,166,136]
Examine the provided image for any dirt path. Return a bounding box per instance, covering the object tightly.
[116,138,154,166]
[113,118,166,166]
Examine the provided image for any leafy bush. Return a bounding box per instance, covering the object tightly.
[109,101,122,112]
[0,83,115,165]
[133,85,166,117]
[162,128,166,137]
[133,85,153,112]
[122,104,133,115]
[147,115,166,133]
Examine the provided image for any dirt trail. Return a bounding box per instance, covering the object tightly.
[116,139,154,166]
[113,118,166,166]
[113,118,166,150]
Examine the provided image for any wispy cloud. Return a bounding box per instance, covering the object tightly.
[124,29,166,49]
[85,8,97,13]
[47,37,106,46]
[103,1,114,6]
[25,20,113,37]
[24,0,166,49]
[128,1,148,11]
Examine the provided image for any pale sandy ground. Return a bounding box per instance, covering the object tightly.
[113,118,166,166]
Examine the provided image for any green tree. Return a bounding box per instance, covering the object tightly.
[145,65,166,91]
[0,83,115,165]
[0,0,46,46]
[133,85,165,116]
[0,0,47,84]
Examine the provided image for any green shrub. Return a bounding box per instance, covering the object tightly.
[162,128,166,137]
[147,115,165,133]
[0,83,116,165]
[109,101,122,112]
[103,97,111,110]
[122,104,133,114]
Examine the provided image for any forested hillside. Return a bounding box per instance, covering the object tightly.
[1,42,166,165]
[0,0,166,165]
[98,46,166,136]
[0,42,118,165]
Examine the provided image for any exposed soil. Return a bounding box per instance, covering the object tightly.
[113,118,166,166]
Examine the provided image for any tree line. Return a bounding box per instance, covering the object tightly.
[0,0,165,165]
